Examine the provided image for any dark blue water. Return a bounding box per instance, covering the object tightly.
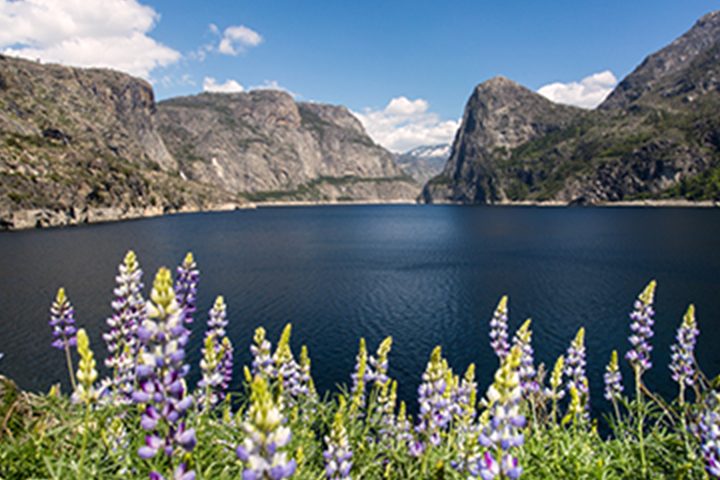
[1,205,719,417]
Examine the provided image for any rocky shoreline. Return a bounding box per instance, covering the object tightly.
[3,198,718,231]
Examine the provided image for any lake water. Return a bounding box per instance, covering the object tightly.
[1,205,719,417]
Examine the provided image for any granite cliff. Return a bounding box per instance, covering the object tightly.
[156,91,419,203]
[0,55,243,229]
[423,11,720,205]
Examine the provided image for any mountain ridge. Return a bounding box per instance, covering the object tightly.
[422,10,720,205]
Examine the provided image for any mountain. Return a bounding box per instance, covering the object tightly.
[392,144,451,185]
[422,11,720,205]
[422,77,583,203]
[155,92,419,203]
[0,55,244,229]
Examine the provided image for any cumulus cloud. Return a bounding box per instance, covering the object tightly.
[212,24,262,56]
[352,97,459,153]
[537,71,618,109]
[0,0,181,78]
[203,77,244,93]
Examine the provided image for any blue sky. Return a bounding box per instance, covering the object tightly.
[0,0,718,152]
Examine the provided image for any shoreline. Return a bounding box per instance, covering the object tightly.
[2,198,718,231]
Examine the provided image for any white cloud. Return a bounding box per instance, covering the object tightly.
[203,77,244,93]
[537,71,617,109]
[352,96,459,153]
[216,24,262,56]
[0,0,181,78]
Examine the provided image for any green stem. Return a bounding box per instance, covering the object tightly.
[64,342,76,392]
[78,402,90,480]
[636,368,647,479]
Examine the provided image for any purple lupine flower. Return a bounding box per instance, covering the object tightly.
[50,287,78,391]
[197,296,233,408]
[489,296,510,362]
[236,375,296,480]
[450,365,480,476]
[603,350,623,402]
[349,338,368,417]
[511,320,538,395]
[374,379,398,444]
[50,288,78,350]
[366,337,392,388]
[476,451,523,480]
[174,253,198,326]
[476,345,525,480]
[670,304,699,397]
[565,327,589,414]
[413,346,451,453]
[323,402,353,480]
[273,324,312,410]
[395,401,415,447]
[103,250,144,402]
[250,327,275,379]
[149,462,195,480]
[134,267,195,479]
[625,280,656,376]
[699,400,720,478]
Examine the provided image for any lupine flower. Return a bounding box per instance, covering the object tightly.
[49,287,78,391]
[395,401,414,446]
[700,397,720,478]
[367,337,392,388]
[250,327,275,379]
[299,346,317,401]
[511,319,538,395]
[134,267,196,479]
[603,350,623,401]
[476,345,525,480]
[103,250,144,402]
[373,379,398,444]
[73,328,98,405]
[273,324,311,409]
[150,463,195,480]
[198,296,233,408]
[450,364,480,477]
[235,375,297,480]
[565,328,589,416]
[198,332,225,410]
[349,338,368,417]
[544,355,565,425]
[670,304,699,403]
[323,398,353,480]
[625,280,656,376]
[450,364,477,426]
[414,346,452,452]
[174,253,199,326]
[489,296,510,361]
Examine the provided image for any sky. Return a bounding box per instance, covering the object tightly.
[0,0,718,153]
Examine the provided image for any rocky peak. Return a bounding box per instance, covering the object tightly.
[600,10,720,110]
[459,75,582,150]
[297,102,365,135]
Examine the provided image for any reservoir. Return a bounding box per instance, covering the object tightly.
[0,204,719,416]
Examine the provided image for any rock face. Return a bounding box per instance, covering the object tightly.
[0,55,243,229]
[600,11,720,110]
[156,91,419,202]
[423,11,720,205]
[422,77,582,203]
[392,144,451,185]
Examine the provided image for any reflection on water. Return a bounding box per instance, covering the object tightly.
[1,205,719,415]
